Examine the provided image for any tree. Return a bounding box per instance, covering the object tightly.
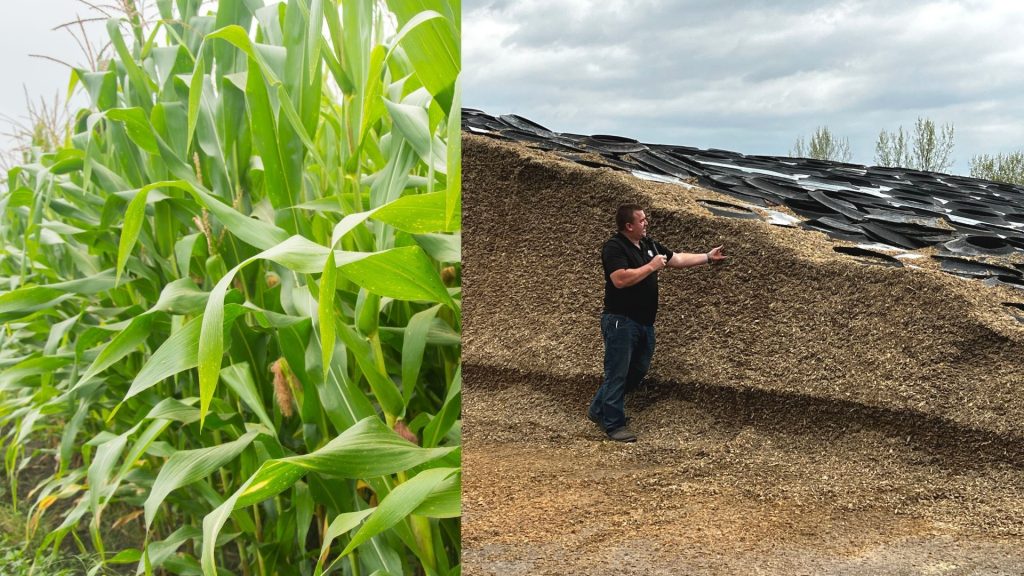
[874,127,908,168]
[875,117,955,172]
[791,126,853,162]
[970,152,1024,185]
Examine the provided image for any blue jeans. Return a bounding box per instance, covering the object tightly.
[589,314,655,431]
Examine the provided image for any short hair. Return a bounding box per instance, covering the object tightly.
[616,203,643,231]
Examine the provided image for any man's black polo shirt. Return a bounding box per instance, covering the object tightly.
[602,233,674,326]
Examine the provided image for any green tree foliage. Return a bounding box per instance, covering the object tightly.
[875,117,955,172]
[970,151,1024,185]
[0,1,461,574]
[791,126,852,162]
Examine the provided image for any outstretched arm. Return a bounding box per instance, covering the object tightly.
[609,255,668,288]
[667,245,726,269]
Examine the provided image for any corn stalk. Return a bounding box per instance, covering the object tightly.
[0,0,461,574]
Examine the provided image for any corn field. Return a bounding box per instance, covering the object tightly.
[0,0,461,574]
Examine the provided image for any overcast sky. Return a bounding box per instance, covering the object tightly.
[0,0,100,153]
[464,0,1024,175]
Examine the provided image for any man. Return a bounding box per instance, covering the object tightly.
[588,203,727,442]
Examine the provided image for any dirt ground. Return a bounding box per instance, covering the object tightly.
[462,368,1024,575]
[461,134,1024,575]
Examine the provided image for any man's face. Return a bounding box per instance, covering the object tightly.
[624,210,648,240]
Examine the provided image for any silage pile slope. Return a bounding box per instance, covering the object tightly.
[463,133,1024,438]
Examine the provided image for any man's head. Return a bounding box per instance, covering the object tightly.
[616,203,648,242]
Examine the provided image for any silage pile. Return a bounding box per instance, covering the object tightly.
[463,133,1024,439]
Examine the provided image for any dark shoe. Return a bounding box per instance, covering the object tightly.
[606,427,637,443]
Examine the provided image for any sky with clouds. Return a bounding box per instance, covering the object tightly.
[463,0,1024,174]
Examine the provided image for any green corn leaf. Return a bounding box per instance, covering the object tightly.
[59,400,91,473]
[411,467,461,518]
[339,245,454,307]
[294,481,315,560]
[193,23,290,175]
[187,51,205,152]
[245,56,290,208]
[196,271,231,428]
[139,526,200,574]
[198,236,353,426]
[319,254,337,381]
[150,278,209,315]
[73,314,156,391]
[371,192,447,233]
[387,0,459,113]
[282,416,454,476]
[0,286,69,322]
[315,508,376,575]
[108,548,142,564]
[193,76,231,192]
[401,304,441,405]
[220,363,276,433]
[360,44,387,147]
[116,186,155,284]
[152,45,187,88]
[0,356,74,389]
[368,140,415,214]
[329,210,373,247]
[446,75,461,231]
[107,19,155,111]
[341,467,459,556]
[74,425,168,542]
[335,321,404,417]
[106,108,160,154]
[142,180,290,250]
[151,101,191,168]
[79,69,117,110]
[315,361,378,432]
[342,0,371,137]
[51,270,119,294]
[234,459,308,509]
[381,318,460,348]
[201,472,256,576]
[422,366,460,448]
[385,11,444,65]
[174,233,202,278]
[276,83,326,167]
[88,425,137,518]
[306,0,324,81]
[206,26,280,81]
[198,423,452,570]
[293,197,344,213]
[115,419,172,483]
[319,27,352,93]
[413,232,460,263]
[383,98,446,174]
[144,431,257,527]
[145,398,200,424]
[125,305,245,401]
[229,416,454,510]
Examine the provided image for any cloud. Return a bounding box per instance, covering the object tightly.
[464,0,1024,172]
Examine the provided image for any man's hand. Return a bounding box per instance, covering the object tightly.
[648,254,668,271]
[707,245,727,264]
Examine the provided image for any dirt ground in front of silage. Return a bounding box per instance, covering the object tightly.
[461,367,1024,576]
